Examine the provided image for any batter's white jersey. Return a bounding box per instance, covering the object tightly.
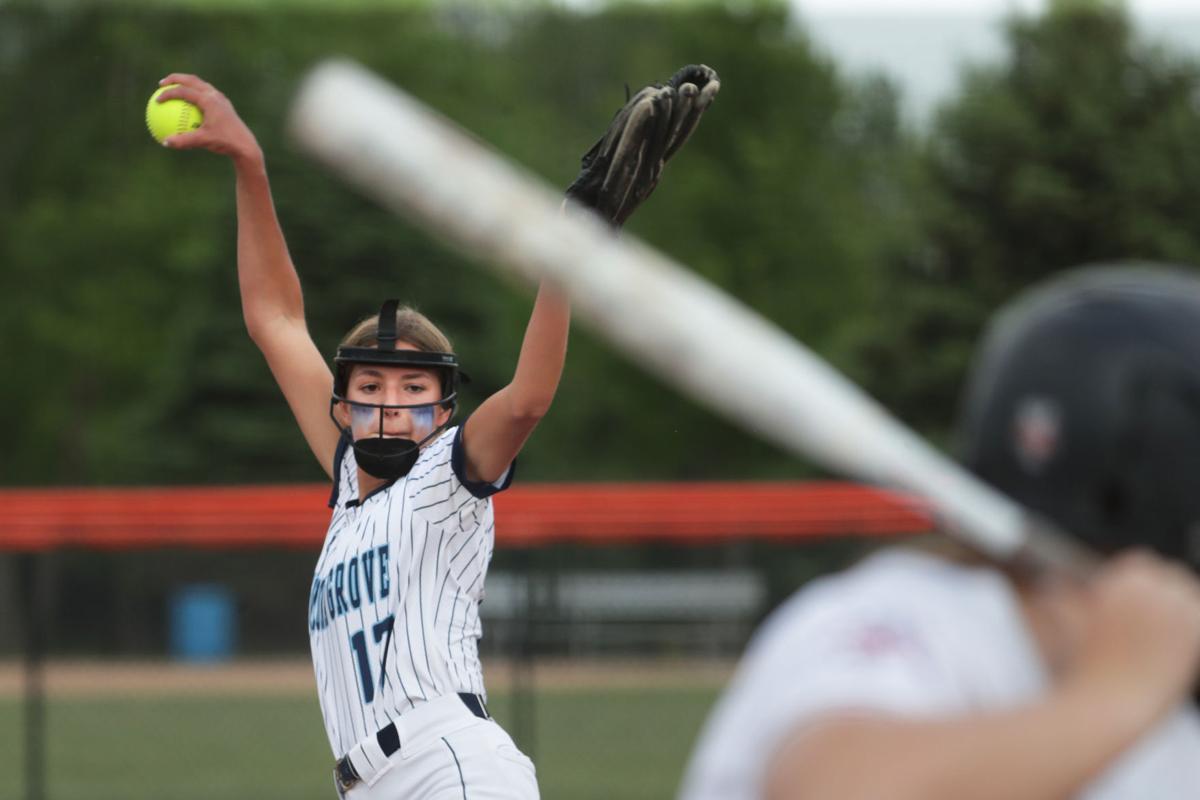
[309,425,510,759]
[679,548,1200,800]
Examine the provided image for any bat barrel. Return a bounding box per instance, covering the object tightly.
[288,59,1094,576]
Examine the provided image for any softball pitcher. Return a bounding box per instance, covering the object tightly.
[153,64,717,799]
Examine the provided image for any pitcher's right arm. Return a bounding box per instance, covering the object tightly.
[157,73,340,476]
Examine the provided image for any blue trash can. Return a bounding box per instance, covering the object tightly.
[169,584,236,663]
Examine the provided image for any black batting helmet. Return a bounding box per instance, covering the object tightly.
[957,263,1200,567]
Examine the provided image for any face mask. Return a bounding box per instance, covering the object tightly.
[339,400,442,481]
[331,300,462,481]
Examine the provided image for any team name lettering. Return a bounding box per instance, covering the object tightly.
[362,549,375,602]
[334,564,348,616]
[308,544,391,631]
[347,556,361,609]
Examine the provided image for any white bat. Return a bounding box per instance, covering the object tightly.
[287,59,1095,577]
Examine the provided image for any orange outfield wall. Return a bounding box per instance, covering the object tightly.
[0,482,932,552]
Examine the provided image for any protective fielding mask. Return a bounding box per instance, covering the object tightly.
[344,400,441,480]
[330,299,463,482]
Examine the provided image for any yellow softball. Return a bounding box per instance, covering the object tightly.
[145,84,204,144]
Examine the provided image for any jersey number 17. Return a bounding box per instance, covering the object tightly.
[350,615,395,704]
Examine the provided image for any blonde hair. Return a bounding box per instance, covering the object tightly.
[904,535,1034,586]
[340,305,453,353]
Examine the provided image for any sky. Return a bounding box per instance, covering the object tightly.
[787,0,1200,123]
[792,0,1200,13]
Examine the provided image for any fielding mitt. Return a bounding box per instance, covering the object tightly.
[566,64,720,227]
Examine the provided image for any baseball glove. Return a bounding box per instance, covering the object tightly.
[565,64,720,227]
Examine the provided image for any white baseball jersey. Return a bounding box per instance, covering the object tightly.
[308,425,511,759]
[679,548,1200,800]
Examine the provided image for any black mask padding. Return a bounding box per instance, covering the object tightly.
[352,437,420,481]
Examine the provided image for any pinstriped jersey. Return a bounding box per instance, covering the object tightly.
[308,425,512,758]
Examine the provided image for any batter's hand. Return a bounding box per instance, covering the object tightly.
[1066,550,1200,733]
[155,74,262,165]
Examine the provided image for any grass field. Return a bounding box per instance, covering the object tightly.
[0,661,725,800]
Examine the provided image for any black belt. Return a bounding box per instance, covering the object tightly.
[334,693,489,794]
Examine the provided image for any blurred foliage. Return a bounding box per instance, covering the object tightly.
[4,2,1200,488]
[860,3,1200,442]
[0,1,913,485]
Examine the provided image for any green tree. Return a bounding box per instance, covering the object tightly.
[862,3,1200,441]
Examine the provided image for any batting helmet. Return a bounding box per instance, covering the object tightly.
[957,263,1200,568]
